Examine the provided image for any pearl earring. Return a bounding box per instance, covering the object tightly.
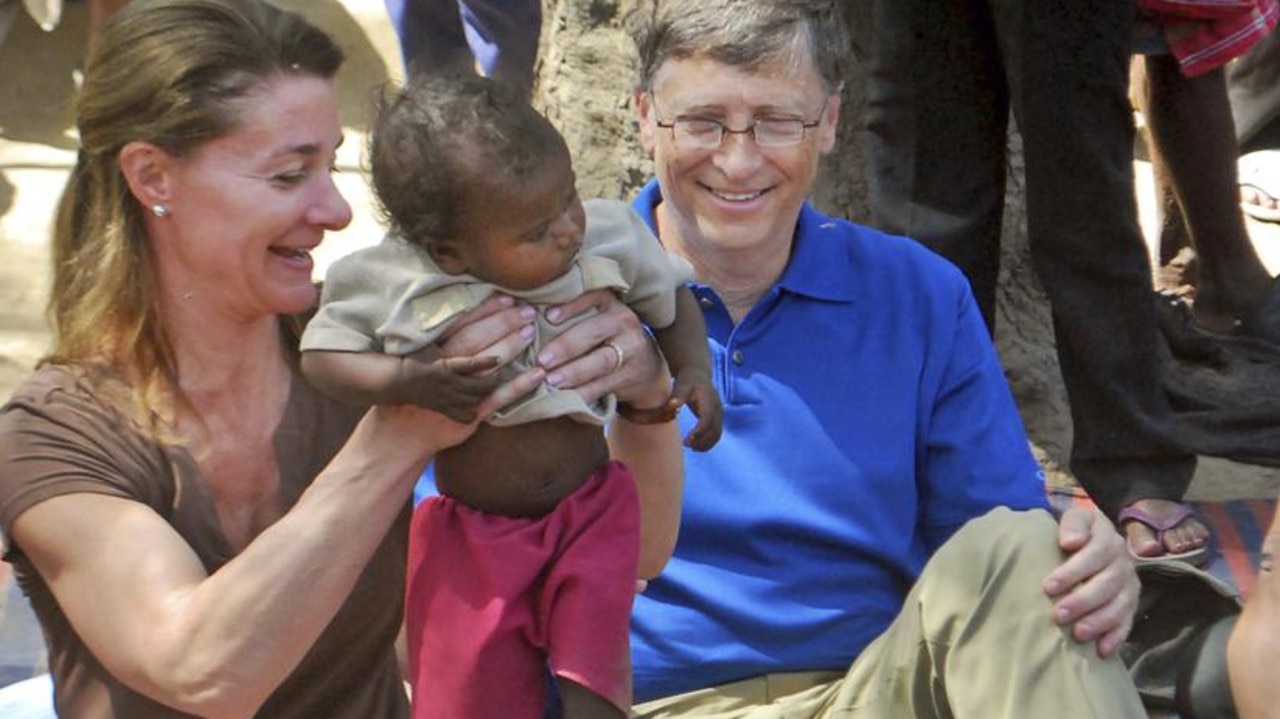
[152,204,170,218]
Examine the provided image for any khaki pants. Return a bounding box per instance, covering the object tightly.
[633,508,1146,718]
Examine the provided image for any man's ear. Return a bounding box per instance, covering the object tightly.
[634,89,657,156]
[425,239,468,275]
[816,89,843,155]
[118,140,176,211]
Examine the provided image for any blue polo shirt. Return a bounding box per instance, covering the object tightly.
[629,180,1048,701]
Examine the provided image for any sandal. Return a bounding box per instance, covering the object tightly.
[1118,503,1211,566]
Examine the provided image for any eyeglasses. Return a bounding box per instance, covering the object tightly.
[651,95,828,149]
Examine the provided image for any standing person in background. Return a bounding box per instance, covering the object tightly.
[382,0,541,97]
[621,1,1144,716]
[0,0,678,716]
[1231,20,1280,221]
[866,0,1211,563]
[1134,0,1279,345]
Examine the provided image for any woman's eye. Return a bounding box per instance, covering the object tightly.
[271,169,309,186]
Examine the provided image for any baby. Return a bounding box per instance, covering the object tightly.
[300,72,720,719]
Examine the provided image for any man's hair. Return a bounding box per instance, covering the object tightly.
[48,0,344,429]
[369,71,569,248]
[629,0,849,94]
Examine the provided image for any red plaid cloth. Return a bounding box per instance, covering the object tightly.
[1140,0,1279,75]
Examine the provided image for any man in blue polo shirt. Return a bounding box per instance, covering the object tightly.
[623,1,1145,715]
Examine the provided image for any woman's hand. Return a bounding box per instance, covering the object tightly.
[539,289,667,407]
[436,294,537,362]
[435,294,545,415]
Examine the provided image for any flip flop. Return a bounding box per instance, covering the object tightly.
[1118,503,1211,566]
[1239,150,1280,223]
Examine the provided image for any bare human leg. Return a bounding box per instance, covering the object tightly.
[1140,54,1274,331]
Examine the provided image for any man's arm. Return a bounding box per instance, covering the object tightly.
[1042,507,1139,658]
[920,281,1138,657]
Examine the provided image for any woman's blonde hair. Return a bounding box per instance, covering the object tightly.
[46,0,343,429]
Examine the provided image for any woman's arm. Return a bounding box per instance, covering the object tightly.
[9,303,543,719]
[610,384,684,580]
[10,404,474,719]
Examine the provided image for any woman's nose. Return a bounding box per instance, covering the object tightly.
[311,174,353,231]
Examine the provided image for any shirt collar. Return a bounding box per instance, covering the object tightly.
[633,179,859,304]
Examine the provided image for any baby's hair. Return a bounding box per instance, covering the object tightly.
[369,71,569,248]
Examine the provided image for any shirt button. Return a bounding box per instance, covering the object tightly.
[731,350,744,365]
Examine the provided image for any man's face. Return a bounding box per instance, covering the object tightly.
[636,53,840,257]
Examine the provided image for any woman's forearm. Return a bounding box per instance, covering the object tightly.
[17,405,460,719]
[161,411,430,715]
[609,411,683,579]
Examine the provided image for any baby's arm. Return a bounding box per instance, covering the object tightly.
[650,286,722,451]
[300,348,502,423]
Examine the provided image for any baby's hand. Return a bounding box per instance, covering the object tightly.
[672,371,722,452]
[399,352,502,423]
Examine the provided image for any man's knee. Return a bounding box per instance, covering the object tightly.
[923,507,1063,604]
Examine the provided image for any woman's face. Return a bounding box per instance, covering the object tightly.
[153,74,351,320]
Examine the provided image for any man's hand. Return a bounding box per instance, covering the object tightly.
[1041,506,1139,658]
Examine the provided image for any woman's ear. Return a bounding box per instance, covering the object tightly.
[118,140,175,211]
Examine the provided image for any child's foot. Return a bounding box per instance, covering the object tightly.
[1154,247,1198,300]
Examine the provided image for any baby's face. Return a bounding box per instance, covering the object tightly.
[450,151,586,291]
